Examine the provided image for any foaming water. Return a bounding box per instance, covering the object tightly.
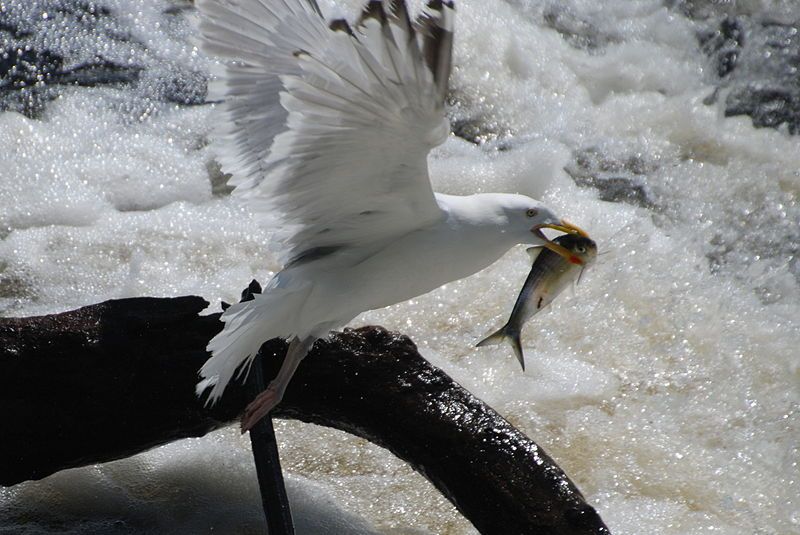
[1,0,798,534]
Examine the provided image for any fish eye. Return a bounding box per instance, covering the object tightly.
[576,245,586,253]
[526,208,537,218]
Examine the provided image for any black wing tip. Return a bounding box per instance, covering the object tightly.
[359,0,388,26]
[386,0,415,40]
[417,0,454,97]
[306,0,324,17]
[427,0,455,9]
[329,18,355,36]
[387,0,406,19]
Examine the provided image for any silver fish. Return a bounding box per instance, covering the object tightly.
[477,234,597,370]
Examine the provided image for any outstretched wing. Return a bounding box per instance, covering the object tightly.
[197,0,455,264]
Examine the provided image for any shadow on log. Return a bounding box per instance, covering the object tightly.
[1,296,610,535]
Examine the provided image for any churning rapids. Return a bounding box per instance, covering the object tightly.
[1,0,798,533]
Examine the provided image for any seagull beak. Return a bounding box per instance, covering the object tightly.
[542,219,589,238]
[531,219,590,263]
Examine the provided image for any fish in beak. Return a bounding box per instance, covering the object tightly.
[532,219,590,263]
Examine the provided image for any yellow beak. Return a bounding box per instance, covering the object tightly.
[533,219,590,263]
[542,219,589,238]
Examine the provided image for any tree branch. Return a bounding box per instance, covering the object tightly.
[1,296,609,535]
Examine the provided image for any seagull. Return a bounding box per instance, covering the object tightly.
[195,0,589,432]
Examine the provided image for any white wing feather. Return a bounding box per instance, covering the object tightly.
[196,0,455,264]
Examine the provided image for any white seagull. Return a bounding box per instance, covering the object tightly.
[195,0,588,432]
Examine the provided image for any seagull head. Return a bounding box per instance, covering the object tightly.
[500,194,589,260]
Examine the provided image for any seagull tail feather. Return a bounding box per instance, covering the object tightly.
[197,283,311,406]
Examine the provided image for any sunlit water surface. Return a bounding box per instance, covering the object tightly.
[1,0,798,533]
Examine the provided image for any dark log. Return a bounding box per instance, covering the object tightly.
[0,296,610,535]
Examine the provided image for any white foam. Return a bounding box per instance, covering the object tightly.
[0,428,382,534]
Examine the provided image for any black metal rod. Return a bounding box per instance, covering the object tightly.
[238,280,294,534]
[248,352,295,535]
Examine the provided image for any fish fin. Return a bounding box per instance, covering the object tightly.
[526,246,543,262]
[476,325,509,348]
[476,325,526,371]
[510,333,526,371]
[576,265,586,285]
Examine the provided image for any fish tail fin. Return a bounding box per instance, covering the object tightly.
[510,334,525,371]
[476,325,526,371]
[476,325,509,348]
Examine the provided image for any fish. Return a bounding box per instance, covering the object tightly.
[476,234,598,370]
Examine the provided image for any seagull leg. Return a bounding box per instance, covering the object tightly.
[241,336,314,433]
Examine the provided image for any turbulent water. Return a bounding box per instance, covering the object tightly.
[1,0,798,533]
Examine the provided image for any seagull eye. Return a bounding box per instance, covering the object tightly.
[526,208,537,218]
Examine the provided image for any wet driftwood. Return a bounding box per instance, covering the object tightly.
[1,296,609,535]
